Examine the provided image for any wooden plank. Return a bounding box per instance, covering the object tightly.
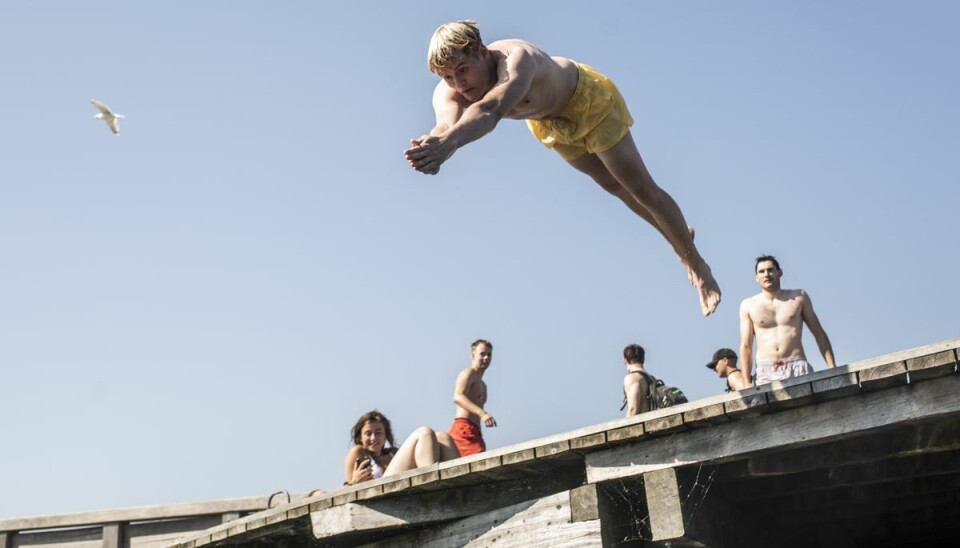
[438,462,472,482]
[570,432,606,451]
[0,496,271,533]
[844,338,960,371]
[226,523,245,537]
[501,447,536,466]
[380,476,412,495]
[767,382,814,408]
[355,484,383,501]
[811,371,860,400]
[906,349,958,381]
[219,512,240,524]
[643,413,684,435]
[586,375,960,483]
[264,509,288,525]
[408,469,441,488]
[308,498,332,512]
[644,468,684,541]
[469,455,503,473]
[4,526,101,548]
[0,533,10,548]
[365,491,602,548]
[287,505,308,519]
[606,423,644,443]
[243,516,268,533]
[331,491,357,506]
[858,361,908,390]
[724,391,768,416]
[534,439,571,458]
[569,484,600,523]
[682,402,728,426]
[102,523,122,548]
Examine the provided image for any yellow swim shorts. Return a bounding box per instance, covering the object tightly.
[526,63,634,162]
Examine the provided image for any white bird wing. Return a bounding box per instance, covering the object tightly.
[91,99,113,116]
[106,117,120,135]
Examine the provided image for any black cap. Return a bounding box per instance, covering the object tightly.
[706,348,737,369]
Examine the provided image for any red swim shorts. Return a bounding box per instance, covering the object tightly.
[448,418,486,457]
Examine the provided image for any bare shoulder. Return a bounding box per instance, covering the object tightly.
[740,293,762,310]
[623,371,645,387]
[458,366,478,382]
[785,289,807,301]
[345,445,364,460]
[487,39,563,65]
[488,38,543,55]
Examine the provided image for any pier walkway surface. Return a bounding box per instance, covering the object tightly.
[3,338,959,547]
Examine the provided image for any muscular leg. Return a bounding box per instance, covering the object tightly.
[567,152,695,246]
[568,131,721,315]
[435,431,461,462]
[383,426,440,476]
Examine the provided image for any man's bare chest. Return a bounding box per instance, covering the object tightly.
[752,301,803,328]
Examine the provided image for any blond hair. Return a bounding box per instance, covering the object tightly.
[427,20,484,74]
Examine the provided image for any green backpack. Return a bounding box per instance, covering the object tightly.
[620,371,689,411]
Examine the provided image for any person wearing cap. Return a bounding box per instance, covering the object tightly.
[706,348,749,392]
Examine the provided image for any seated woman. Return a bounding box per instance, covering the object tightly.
[344,410,460,486]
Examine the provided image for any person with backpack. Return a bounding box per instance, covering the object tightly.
[621,344,689,416]
[622,344,652,417]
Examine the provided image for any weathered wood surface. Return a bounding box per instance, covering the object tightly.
[366,491,602,548]
[8,525,102,548]
[312,468,584,539]
[586,374,960,482]
[0,496,273,532]
[4,516,225,548]
[164,338,960,547]
[644,468,684,541]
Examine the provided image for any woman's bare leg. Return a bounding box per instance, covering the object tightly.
[435,431,461,462]
[383,427,439,476]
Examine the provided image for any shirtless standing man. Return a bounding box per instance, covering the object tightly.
[739,256,837,387]
[403,21,721,316]
[449,339,496,456]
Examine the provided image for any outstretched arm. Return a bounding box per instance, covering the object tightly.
[801,290,836,368]
[739,301,756,387]
[405,48,537,175]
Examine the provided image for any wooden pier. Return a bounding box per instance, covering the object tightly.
[3,338,959,547]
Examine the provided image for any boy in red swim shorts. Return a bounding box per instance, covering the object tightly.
[449,339,496,456]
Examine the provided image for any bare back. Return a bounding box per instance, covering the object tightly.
[742,289,808,361]
[435,39,580,122]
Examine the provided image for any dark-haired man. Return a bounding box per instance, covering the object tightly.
[705,348,749,392]
[739,255,836,387]
[622,344,652,417]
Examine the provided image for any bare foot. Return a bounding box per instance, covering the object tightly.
[688,258,721,316]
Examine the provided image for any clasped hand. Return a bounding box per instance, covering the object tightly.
[404,136,455,175]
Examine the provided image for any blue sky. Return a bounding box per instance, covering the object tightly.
[1,1,957,518]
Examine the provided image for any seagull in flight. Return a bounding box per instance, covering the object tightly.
[91,99,124,135]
